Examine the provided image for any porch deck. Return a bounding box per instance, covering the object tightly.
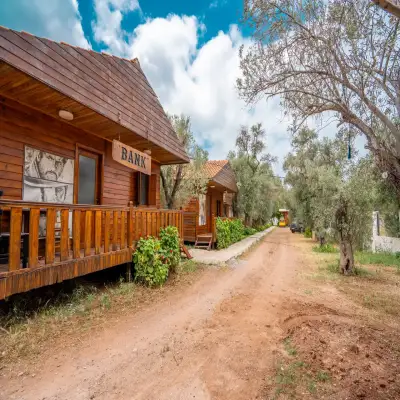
[0,201,183,299]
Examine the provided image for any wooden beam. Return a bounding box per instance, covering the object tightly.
[372,0,400,18]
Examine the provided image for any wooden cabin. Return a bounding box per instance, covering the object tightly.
[0,27,189,300]
[183,160,238,248]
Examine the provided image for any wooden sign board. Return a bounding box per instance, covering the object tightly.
[112,140,151,175]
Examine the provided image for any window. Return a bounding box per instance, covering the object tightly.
[78,155,97,204]
[199,194,206,226]
[137,173,149,205]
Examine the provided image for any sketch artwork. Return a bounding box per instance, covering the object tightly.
[23,146,74,204]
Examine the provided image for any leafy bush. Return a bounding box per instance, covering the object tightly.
[216,218,245,249]
[133,236,169,287]
[230,219,245,242]
[159,226,180,272]
[254,223,272,232]
[216,218,232,249]
[243,226,257,236]
[304,227,312,238]
[312,243,337,253]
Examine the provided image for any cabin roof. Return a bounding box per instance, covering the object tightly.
[0,26,189,164]
[205,160,237,193]
[204,160,229,178]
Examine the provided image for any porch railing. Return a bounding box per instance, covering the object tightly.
[0,200,184,274]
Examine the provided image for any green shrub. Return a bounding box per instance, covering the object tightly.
[133,236,169,287]
[159,226,180,272]
[312,243,337,253]
[230,219,245,242]
[304,227,312,238]
[254,223,272,232]
[216,218,232,249]
[216,218,245,249]
[243,226,257,236]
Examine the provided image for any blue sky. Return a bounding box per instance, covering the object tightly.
[77,0,248,51]
[0,0,307,175]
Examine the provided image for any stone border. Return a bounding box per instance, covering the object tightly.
[189,226,275,265]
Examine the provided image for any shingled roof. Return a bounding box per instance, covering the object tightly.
[0,26,189,164]
[204,160,237,193]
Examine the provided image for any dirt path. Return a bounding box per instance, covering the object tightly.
[2,229,302,400]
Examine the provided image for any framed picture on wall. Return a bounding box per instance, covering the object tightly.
[23,146,74,204]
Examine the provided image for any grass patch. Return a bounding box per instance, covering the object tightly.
[284,337,298,356]
[316,370,331,382]
[355,251,400,270]
[271,339,331,399]
[312,243,337,253]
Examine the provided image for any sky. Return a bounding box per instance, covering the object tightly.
[0,0,353,176]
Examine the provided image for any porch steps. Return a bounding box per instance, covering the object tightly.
[194,233,213,251]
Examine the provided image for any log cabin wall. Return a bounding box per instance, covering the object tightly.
[0,99,161,209]
[183,187,226,242]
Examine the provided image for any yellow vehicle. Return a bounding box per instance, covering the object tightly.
[278,209,289,227]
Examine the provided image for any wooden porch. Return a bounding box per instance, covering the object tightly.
[0,200,183,300]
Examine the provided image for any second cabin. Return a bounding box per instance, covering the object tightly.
[183,160,238,248]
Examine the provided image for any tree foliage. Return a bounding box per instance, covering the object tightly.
[160,115,209,209]
[238,0,400,194]
[228,123,281,225]
[285,127,378,274]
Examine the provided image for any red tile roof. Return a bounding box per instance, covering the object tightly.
[204,160,229,179]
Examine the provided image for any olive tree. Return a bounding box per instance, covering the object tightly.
[238,0,400,195]
[306,158,377,274]
[160,115,209,209]
[228,123,279,225]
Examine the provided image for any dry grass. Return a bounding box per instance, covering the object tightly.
[0,260,204,370]
[300,237,400,325]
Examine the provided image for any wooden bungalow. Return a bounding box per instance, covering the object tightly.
[0,27,189,300]
[183,160,238,248]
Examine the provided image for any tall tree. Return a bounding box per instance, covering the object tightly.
[160,115,209,209]
[238,0,400,194]
[228,123,279,225]
[285,128,377,274]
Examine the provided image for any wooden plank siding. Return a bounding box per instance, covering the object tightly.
[0,100,161,208]
[183,187,226,243]
[0,27,189,164]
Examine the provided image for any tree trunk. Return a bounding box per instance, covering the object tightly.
[339,239,354,275]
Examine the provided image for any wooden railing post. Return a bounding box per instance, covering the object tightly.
[9,207,23,271]
[128,202,134,247]
[120,210,126,249]
[84,210,92,257]
[212,213,216,242]
[45,208,56,264]
[60,209,69,262]
[94,210,102,255]
[113,210,119,251]
[104,211,111,252]
[28,208,40,268]
[73,210,81,259]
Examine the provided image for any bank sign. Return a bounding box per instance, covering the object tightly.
[112,140,151,175]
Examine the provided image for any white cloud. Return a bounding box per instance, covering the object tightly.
[0,0,90,49]
[209,0,228,9]
[92,0,141,54]
[125,16,291,175]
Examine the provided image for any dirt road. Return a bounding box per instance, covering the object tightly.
[2,229,304,399]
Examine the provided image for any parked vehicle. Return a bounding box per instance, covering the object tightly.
[290,222,304,233]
